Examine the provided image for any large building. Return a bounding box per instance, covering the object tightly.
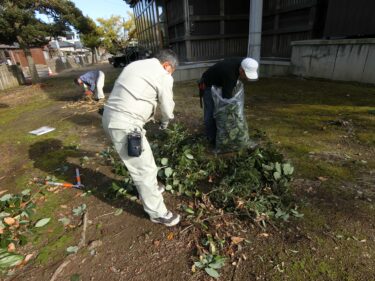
[125,0,375,64]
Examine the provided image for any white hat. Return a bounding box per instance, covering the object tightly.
[241,58,259,80]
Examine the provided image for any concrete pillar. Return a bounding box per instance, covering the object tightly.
[247,0,263,62]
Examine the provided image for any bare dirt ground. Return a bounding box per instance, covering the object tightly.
[0,63,374,281]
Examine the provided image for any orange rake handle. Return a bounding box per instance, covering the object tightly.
[45,181,75,188]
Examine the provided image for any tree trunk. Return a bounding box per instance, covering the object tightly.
[24,48,40,84]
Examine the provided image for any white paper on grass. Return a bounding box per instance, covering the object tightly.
[29,126,55,136]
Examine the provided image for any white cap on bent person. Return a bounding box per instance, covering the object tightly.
[241,58,259,80]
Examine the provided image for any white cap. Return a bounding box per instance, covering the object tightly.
[241,58,259,80]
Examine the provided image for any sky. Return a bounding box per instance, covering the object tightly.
[72,0,132,21]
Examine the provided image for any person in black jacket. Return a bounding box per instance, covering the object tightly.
[200,57,259,144]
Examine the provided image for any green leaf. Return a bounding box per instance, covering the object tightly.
[209,241,217,255]
[0,212,11,219]
[111,182,120,191]
[35,218,51,228]
[114,208,123,216]
[58,217,71,226]
[66,246,79,254]
[262,164,274,171]
[194,261,204,268]
[273,171,281,180]
[209,261,224,269]
[161,158,168,165]
[282,163,294,175]
[185,153,194,160]
[73,204,87,216]
[164,167,173,178]
[291,209,304,218]
[0,194,12,202]
[21,189,31,196]
[275,162,281,173]
[184,207,195,214]
[165,185,172,191]
[0,251,23,268]
[205,267,220,278]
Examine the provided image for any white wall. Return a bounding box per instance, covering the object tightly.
[291,39,375,84]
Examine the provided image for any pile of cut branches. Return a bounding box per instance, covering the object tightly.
[103,123,302,278]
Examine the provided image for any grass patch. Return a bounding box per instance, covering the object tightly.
[36,234,74,265]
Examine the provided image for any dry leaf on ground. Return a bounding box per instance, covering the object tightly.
[231,236,245,244]
[8,242,15,252]
[4,217,16,225]
[167,232,174,240]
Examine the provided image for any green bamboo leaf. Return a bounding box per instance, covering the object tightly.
[0,251,23,268]
[0,194,12,202]
[35,218,51,228]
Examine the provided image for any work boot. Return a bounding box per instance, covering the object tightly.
[150,211,181,227]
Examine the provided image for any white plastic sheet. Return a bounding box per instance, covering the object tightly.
[211,80,250,153]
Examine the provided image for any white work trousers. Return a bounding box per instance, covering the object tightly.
[102,118,168,219]
[95,71,105,100]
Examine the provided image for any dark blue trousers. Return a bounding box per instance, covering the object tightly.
[203,87,216,144]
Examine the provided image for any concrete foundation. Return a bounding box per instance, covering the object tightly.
[173,59,290,82]
[291,39,375,84]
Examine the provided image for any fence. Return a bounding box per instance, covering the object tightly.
[1,54,94,90]
[0,64,25,91]
[47,55,93,74]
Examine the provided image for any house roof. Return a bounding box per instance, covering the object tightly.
[49,41,75,49]
[124,0,138,7]
[0,44,19,49]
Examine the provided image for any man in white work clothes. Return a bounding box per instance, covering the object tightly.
[102,49,180,226]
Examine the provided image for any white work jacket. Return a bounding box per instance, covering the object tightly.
[104,58,175,128]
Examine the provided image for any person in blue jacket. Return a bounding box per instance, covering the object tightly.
[74,70,105,100]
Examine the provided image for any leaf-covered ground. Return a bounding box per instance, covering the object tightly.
[0,63,374,280]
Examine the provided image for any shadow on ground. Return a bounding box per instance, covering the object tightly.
[28,138,147,221]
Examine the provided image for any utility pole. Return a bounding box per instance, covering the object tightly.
[247,0,263,62]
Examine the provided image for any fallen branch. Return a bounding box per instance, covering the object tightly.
[50,210,88,281]
[180,224,195,235]
[94,211,116,220]
[78,210,88,248]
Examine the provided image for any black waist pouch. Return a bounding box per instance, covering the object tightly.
[128,129,142,157]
